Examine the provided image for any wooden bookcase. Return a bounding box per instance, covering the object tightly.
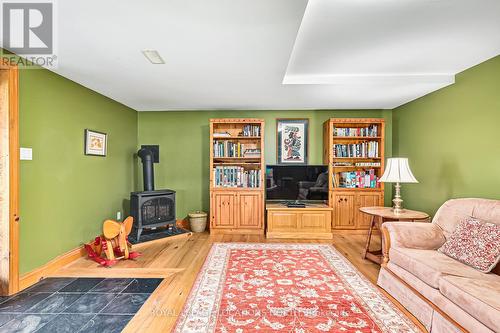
[323,118,385,230]
[209,119,265,234]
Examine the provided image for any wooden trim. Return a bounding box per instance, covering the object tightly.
[8,66,19,295]
[383,267,468,332]
[0,65,19,295]
[210,118,264,123]
[48,267,184,279]
[19,246,87,291]
[132,230,192,250]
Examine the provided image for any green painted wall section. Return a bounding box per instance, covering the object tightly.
[19,69,137,274]
[393,55,500,215]
[137,110,393,218]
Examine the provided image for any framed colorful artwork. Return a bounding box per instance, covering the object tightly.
[276,118,309,164]
[84,129,107,156]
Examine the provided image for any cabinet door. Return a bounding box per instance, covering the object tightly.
[333,193,356,229]
[268,211,298,232]
[300,212,331,232]
[212,192,236,227]
[356,193,382,228]
[238,192,262,228]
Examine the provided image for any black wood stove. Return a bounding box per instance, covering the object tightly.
[130,147,181,243]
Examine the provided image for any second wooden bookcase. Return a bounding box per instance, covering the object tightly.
[323,118,385,230]
[209,118,265,234]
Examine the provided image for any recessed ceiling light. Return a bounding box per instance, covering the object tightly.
[142,50,165,64]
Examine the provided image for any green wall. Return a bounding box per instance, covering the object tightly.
[393,55,500,215]
[137,110,393,218]
[19,69,137,274]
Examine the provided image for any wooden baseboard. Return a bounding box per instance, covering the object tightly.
[266,231,333,239]
[19,246,86,291]
[210,228,264,235]
[48,267,184,279]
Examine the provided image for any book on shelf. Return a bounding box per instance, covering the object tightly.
[213,141,244,157]
[332,161,381,167]
[213,131,232,138]
[333,169,379,189]
[333,162,354,167]
[333,125,378,137]
[239,125,261,137]
[333,141,379,158]
[243,148,261,157]
[213,166,260,188]
[354,162,381,167]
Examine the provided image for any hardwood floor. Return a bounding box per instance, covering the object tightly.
[51,232,424,332]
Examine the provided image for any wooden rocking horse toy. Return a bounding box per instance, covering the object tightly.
[84,216,140,267]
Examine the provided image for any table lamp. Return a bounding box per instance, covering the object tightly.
[379,158,418,214]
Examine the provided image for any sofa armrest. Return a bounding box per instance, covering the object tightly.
[381,222,446,265]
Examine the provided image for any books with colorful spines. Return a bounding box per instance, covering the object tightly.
[241,125,261,137]
[337,169,378,188]
[333,125,378,137]
[213,166,261,188]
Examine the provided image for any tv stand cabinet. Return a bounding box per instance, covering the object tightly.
[266,202,333,239]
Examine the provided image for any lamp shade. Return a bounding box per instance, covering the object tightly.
[379,158,418,183]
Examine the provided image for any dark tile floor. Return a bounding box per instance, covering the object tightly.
[0,277,163,333]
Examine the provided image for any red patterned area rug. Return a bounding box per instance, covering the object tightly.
[174,243,420,332]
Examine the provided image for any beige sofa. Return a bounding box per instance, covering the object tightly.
[377,198,500,333]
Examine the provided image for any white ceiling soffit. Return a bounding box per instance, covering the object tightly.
[284,0,500,107]
[3,0,498,110]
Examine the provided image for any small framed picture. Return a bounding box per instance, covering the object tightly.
[277,118,309,164]
[84,129,107,156]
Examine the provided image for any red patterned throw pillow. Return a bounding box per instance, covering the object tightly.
[438,217,500,272]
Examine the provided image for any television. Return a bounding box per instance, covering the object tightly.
[266,165,329,202]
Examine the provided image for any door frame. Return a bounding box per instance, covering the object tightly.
[0,64,19,295]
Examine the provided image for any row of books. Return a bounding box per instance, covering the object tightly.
[354,162,381,167]
[333,169,380,189]
[243,149,261,157]
[213,166,261,188]
[333,125,378,137]
[334,141,379,158]
[213,141,261,158]
[241,125,261,137]
[332,161,382,167]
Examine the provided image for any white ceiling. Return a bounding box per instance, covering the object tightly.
[7,0,500,110]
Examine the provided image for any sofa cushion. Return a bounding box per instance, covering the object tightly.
[389,247,497,289]
[439,275,500,332]
[432,198,500,238]
[438,217,500,272]
[383,263,495,333]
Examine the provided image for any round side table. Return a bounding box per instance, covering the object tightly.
[359,206,430,264]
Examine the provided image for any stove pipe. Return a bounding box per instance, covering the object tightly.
[138,148,155,191]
